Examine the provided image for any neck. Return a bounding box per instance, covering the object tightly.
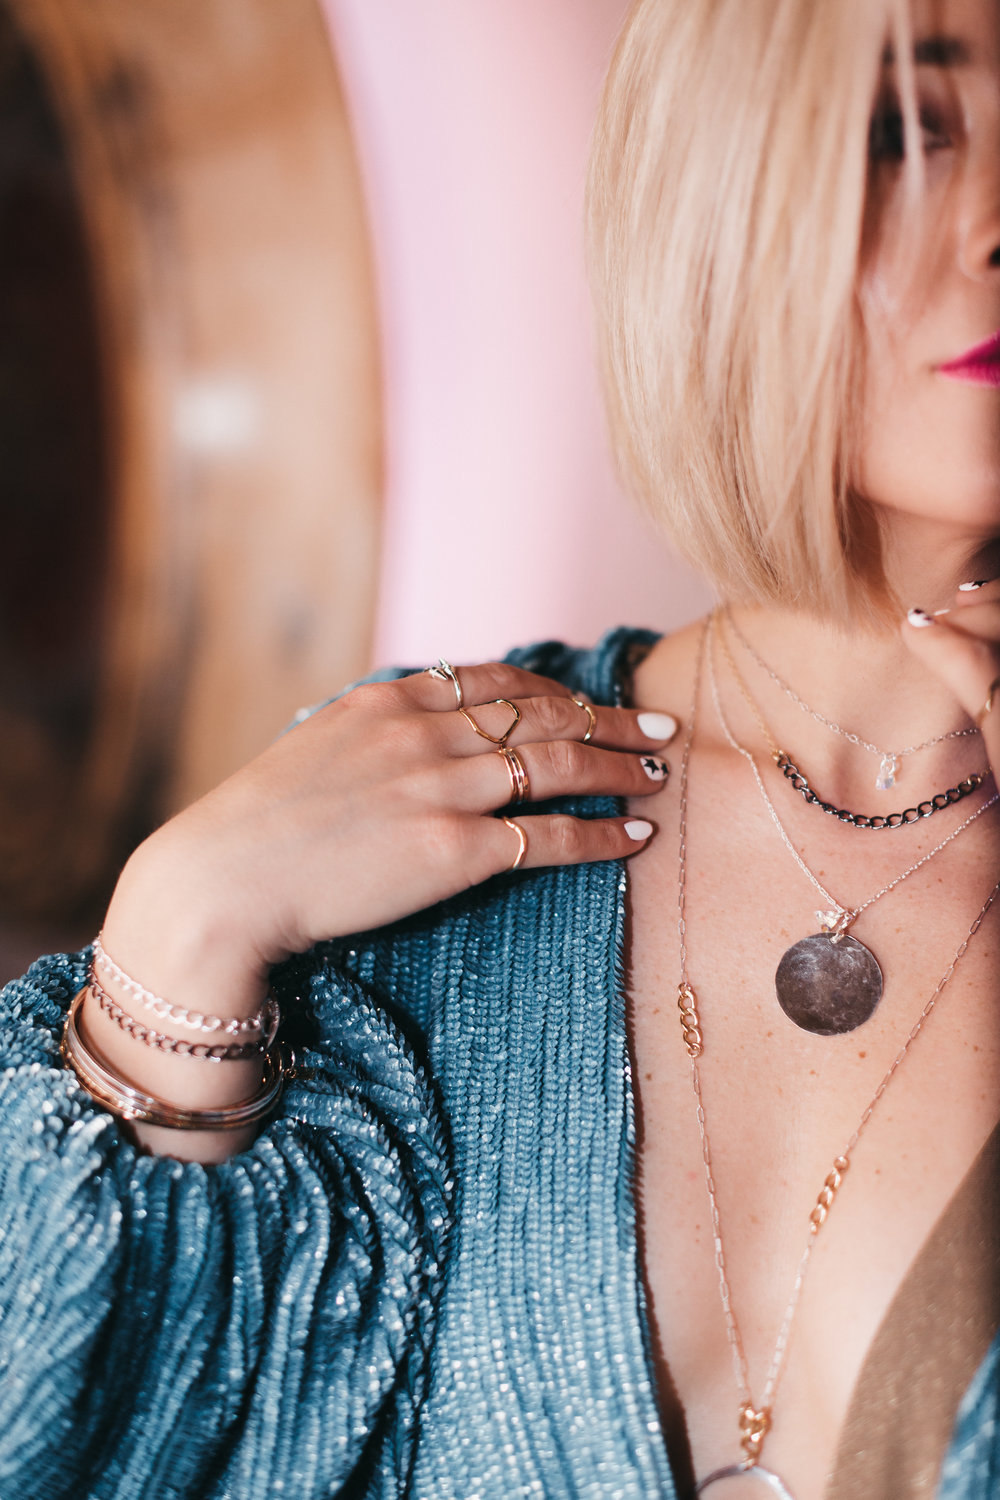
[728,517,1000,758]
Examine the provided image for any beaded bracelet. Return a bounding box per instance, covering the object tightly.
[91,933,278,1039]
[62,988,286,1131]
[88,978,267,1061]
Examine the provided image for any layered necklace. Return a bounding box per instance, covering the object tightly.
[709,615,997,1036]
[719,613,987,830]
[677,617,1000,1495]
[725,605,981,793]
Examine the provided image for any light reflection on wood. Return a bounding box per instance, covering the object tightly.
[1,0,382,921]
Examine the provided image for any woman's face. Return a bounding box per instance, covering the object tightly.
[858,0,1000,545]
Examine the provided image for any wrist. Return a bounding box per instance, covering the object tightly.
[101,823,271,1023]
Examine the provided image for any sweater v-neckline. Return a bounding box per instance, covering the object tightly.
[581,624,1000,1497]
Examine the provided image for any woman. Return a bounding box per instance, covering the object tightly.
[3,0,1000,1495]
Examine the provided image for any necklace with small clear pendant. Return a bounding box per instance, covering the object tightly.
[725,607,980,791]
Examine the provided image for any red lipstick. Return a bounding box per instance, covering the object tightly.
[938,330,1000,387]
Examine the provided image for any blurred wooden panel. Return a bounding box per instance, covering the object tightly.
[0,0,382,920]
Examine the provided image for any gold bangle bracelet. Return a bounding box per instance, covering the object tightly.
[61,987,286,1131]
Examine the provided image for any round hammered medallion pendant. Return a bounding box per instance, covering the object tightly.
[696,1463,797,1498]
[774,932,883,1036]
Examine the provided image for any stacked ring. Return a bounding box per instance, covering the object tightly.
[571,696,596,744]
[459,698,522,748]
[428,659,464,708]
[499,746,531,805]
[501,816,528,871]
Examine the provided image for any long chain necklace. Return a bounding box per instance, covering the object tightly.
[725,606,980,791]
[678,618,1000,1494]
[717,617,987,830]
[708,614,998,1035]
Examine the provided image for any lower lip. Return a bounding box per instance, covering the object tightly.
[938,362,1000,387]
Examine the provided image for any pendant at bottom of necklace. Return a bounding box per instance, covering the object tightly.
[696,1463,797,1498]
[774,911,883,1036]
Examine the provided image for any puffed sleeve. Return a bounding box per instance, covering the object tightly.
[0,946,453,1500]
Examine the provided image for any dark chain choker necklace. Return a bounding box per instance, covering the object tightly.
[773,751,986,829]
[716,619,990,830]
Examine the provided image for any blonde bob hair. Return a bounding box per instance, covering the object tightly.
[587,0,913,623]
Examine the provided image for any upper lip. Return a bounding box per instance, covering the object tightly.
[938,329,1000,372]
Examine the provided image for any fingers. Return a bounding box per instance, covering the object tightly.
[444,694,678,756]
[407,660,589,713]
[406,659,680,749]
[443,739,670,813]
[490,813,654,875]
[903,594,1000,728]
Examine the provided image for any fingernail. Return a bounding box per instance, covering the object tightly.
[640,756,669,782]
[959,580,988,592]
[906,607,934,628]
[625,819,654,840]
[637,711,678,741]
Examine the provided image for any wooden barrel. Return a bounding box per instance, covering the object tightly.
[0,0,383,923]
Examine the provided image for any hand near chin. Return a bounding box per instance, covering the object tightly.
[903,581,1000,775]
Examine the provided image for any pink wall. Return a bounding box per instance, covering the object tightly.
[321,0,712,668]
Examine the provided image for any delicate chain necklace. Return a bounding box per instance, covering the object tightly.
[708,614,998,1034]
[678,618,1000,1495]
[725,606,980,791]
[717,616,987,829]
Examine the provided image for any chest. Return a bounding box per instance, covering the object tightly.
[626,771,1000,1497]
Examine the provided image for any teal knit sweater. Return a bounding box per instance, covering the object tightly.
[1,630,998,1499]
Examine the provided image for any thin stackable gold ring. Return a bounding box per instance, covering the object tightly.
[427,658,464,709]
[571,695,596,744]
[501,816,528,870]
[977,677,1000,729]
[460,698,522,748]
[499,746,531,805]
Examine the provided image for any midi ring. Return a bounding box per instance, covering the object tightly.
[460,698,521,748]
[501,816,528,871]
[499,746,531,805]
[427,659,463,709]
[977,676,1000,728]
[570,695,596,744]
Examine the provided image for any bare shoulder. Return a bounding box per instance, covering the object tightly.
[629,614,709,719]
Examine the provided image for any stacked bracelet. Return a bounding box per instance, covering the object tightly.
[88,977,267,1061]
[62,988,286,1131]
[91,933,277,1039]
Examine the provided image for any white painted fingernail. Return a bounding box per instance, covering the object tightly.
[906,607,934,628]
[625,819,654,840]
[637,711,678,741]
[959,580,988,591]
[640,756,669,782]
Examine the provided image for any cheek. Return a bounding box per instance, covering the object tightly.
[857,371,1000,528]
[856,284,1000,530]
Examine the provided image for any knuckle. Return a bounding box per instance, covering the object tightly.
[340,679,399,717]
[537,737,585,781]
[533,695,573,740]
[422,811,469,867]
[549,815,587,863]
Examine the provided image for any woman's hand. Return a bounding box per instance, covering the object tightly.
[102,661,678,1016]
[903,580,1000,776]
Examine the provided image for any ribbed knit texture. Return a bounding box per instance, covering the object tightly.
[0,629,996,1498]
